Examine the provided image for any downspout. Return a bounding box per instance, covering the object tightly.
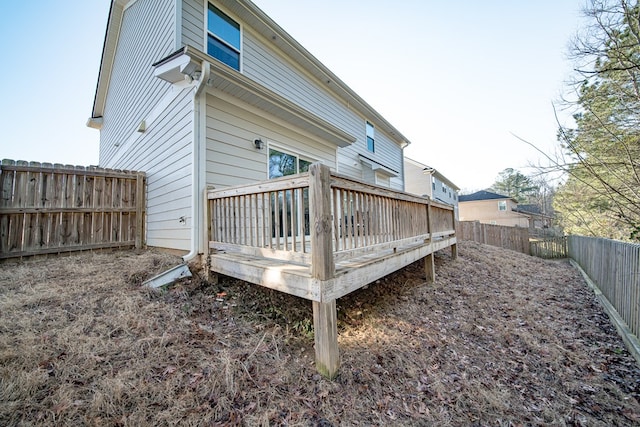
[183,61,210,262]
[400,141,408,192]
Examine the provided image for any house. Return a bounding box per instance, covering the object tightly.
[404,157,460,219]
[88,0,409,256]
[514,204,554,231]
[88,0,457,378]
[458,190,530,227]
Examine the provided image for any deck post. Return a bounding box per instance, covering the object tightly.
[424,252,435,283]
[309,163,339,379]
[426,202,433,241]
[312,300,339,379]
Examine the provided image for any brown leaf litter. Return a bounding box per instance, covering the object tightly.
[1,241,639,426]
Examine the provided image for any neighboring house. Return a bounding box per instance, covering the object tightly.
[88,0,410,254]
[404,157,460,219]
[458,190,530,227]
[515,204,554,230]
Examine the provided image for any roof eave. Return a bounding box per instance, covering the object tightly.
[234,0,411,148]
[89,0,127,121]
[152,46,356,147]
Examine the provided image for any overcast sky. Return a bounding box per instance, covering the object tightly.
[0,1,584,191]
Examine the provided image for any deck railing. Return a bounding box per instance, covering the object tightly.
[207,163,456,379]
[207,163,456,265]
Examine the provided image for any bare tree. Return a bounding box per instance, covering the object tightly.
[524,0,640,241]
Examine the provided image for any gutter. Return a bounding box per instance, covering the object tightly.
[183,60,211,262]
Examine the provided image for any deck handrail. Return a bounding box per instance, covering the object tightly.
[207,163,456,266]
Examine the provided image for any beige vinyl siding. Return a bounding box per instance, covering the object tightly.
[102,85,195,251]
[242,30,403,187]
[243,33,354,132]
[100,0,176,165]
[404,159,431,197]
[182,0,204,49]
[205,89,336,188]
[180,2,405,186]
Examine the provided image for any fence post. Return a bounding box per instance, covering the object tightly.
[309,163,339,379]
[135,173,145,249]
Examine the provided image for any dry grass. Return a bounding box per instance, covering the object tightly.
[1,242,639,426]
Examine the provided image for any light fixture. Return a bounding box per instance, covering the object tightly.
[254,138,264,150]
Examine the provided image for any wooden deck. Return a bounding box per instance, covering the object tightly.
[207,164,457,378]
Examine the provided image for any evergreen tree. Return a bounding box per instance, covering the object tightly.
[490,168,539,203]
[554,0,640,241]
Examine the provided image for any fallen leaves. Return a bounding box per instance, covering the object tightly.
[2,242,640,425]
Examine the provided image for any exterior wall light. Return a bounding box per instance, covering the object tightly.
[254,139,264,149]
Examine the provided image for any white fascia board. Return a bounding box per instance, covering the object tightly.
[91,1,126,119]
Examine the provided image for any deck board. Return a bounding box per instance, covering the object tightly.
[209,236,457,302]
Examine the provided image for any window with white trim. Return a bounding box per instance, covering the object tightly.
[268,148,312,179]
[366,121,375,152]
[268,148,313,237]
[207,3,241,70]
[498,200,507,211]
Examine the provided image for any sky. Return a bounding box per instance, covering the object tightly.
[0,1,585,192]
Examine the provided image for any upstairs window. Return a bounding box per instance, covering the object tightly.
[207,4,241,70]
[366,121,375,152]
[498,200,507,211]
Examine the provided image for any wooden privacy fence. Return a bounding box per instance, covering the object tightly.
[568,236,640,350]
[457,221,530,255]
[0,159,145,259]
[530,236,567,259]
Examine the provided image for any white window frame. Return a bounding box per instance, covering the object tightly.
[206,2,243,71]
[366,121,375,153]
[498,200,507,211]
[267,144,315,238]
[267,144,314,179]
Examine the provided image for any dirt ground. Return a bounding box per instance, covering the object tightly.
[1,241,640,426]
